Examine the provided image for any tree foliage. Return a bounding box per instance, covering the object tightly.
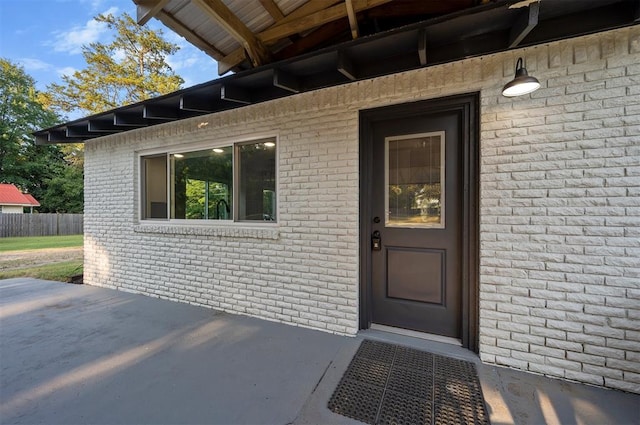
[22,12,186,213]
[45,12,184,115]
[0,58,83,212]
[40,165,84,213]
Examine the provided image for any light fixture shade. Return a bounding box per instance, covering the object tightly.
[502,57,540,97]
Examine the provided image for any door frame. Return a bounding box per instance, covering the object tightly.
[359,93,480,352]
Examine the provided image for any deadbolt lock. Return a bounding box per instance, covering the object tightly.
[371,230,381,251]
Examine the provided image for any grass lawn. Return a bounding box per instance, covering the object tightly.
[0,235,83,282]
[0,260,83,282]
[0,234,83,252]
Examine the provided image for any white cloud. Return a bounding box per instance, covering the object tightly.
[18,58,52,71]
[166,54,200,72]
[87,0,107,11]
[161,32,219,87]
[56,0,110,13]
[111,48,127,63]
[166,48,216,88]
[49,6,119,55]
[57,67,78,77]
[101,6,120,17]
[165,31,190,49]
[50,20,107,54]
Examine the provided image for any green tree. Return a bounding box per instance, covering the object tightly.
[45,12,184,115]
[0,58,78,211]
[38,12,184,212]
[40,165,84,213]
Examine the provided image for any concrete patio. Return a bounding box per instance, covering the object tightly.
[0,278,637,425]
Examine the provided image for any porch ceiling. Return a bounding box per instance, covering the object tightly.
[35,0,639,145]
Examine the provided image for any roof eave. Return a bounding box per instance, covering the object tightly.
[34,0,640,144]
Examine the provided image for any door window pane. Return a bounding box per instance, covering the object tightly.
[237,140,276,221]
[385,132,444,228]
[170,147,233,220]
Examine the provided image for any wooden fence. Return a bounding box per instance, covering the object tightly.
[0,214,83,237]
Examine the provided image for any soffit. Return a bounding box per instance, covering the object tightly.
[138,0,482,75]
[34,0,640,144]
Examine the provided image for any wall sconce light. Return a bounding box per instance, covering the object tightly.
[502,57,540,97]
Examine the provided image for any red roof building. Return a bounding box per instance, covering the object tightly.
[0,184,40,213]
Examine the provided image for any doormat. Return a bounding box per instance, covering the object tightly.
[328,340,489,425]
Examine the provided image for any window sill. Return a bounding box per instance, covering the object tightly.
[133,223,279,240]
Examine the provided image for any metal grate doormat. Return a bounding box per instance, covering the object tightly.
[328,340,489,425]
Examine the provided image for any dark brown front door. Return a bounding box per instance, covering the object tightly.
[361,95,479,342]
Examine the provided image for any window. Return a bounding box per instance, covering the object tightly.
[385,132,444,228]
[237,141,276,221]
[142,155,167,219]
[170,146,233,220]
[140,138,276,223]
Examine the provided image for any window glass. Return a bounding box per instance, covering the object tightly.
[386,132,444,228]
[141,139,276,223]
[238,140,276,221]
[142,155,167,219]
[170,147,233,220]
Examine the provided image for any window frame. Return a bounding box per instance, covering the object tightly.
[137,135,278,226]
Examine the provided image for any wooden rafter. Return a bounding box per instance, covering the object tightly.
[365,0,473,18]
[259,0,391,44]
[259,0,303,47]
[191,0,271,67]
[218,0,341,74]
[38,0,638,145]
[259,0,285,21]
[345,0,359,39]
[273,18,350,61]
[218,0,390,74]
[136,0,170,25]
[157,10,225,60]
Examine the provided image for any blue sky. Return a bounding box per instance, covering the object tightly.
[0,0,217,95]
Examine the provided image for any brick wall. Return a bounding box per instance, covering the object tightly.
[85,108,361,335]
[478,28,640,394]
[84,26,640,393]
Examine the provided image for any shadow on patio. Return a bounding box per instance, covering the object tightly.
[1,278,638,425]
[0,278,347,424]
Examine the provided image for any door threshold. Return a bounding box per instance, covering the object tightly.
[370,324,462,347]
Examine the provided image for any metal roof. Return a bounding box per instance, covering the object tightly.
[34,0,640,144]
[144,0,481,75]
[0,184,40,207]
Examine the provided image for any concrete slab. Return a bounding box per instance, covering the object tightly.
[480,365,640,425]
[0,278,344,424]
[296,329,640,425]
[1,278,638,425]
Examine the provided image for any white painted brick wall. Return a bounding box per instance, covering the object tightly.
[478,27,640,394]
[84,26,640,393]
